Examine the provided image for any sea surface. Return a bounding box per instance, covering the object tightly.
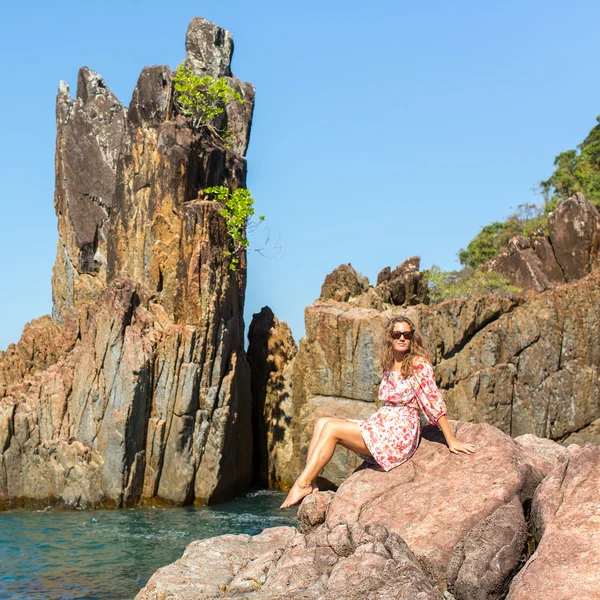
[0,489,295,600]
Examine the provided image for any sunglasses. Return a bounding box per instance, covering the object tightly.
[390,330,413,341]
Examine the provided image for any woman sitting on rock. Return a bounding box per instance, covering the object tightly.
[280,315,476,509]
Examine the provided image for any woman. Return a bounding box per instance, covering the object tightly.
[280,316,476,509]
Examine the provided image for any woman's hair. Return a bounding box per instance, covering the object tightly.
[381,315,431,378]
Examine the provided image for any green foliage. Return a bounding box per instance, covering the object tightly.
[458,204,547,269]
[541,115,600,209]
[204,186,265,270]
[425,266,522,304]
[173,63,243,139]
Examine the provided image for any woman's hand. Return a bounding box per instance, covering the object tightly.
[436,416,476,455]
[447,439,476,455]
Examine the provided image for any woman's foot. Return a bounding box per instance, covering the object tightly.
[280,480,314,509]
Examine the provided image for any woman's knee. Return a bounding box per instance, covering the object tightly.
[321,420,341,440]
[314,417,332,435]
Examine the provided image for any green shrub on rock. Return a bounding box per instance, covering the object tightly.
[204,186,265,271]
[173,62,243,140]
[425,265,521,303]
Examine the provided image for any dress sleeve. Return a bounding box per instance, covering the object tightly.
[412,360,447,425]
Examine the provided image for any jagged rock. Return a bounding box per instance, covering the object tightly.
[1,18,255,509]
[319,264,369,302]
[529,233,565,284]
[375,256,428,305]
[52,68,127,324]
[506,445,600,599]
[135,523,442,599]
[0,315,76,397]
[323,422,550,590]
[487,236,556,293]
[487,193,600,292]
[184,17,233,78]
[247,307,297,488]
[0,277,252,509]
[548,192,600,281]
[184,17,255,156]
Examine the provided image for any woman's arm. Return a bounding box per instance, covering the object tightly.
[437,415,476,455]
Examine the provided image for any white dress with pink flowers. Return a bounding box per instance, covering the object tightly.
[357,358,447,471]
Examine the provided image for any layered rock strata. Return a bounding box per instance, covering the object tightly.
[0,17,255,509]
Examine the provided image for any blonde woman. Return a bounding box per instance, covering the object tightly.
[280,316,475,509]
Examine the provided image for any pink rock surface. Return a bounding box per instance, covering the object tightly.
[136,523,442,599]
[507,445,600,600]
[325,422,549,587]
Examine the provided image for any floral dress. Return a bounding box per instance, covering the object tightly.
[355,358,447,471]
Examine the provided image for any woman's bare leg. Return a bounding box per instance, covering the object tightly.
[306,417,346,463]
[280,421,371,509]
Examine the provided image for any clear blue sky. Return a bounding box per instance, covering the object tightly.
[1,0,600,350]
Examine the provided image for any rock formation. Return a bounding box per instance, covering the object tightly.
[138,427,600,599]
[136,523,442,600]
[506,445,600,600]
[248,196,600,491]
[0,17,255,509]
[487,193,600,292]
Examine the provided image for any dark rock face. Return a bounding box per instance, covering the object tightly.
[488,193,600,292]
[52,69,127,324]
[247,307,297,488]
[135,522,443,600]
[0,18,255,509]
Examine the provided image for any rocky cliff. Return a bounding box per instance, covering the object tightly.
[249,194,600,490]
[0,17,254,509]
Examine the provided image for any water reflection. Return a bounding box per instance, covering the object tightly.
[0,489,294,600]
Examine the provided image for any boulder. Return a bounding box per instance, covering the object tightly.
[514,433,571,468]
[446,497,527,600]
[324,422,551,589]
[487,236,555,293]
[135,523,442,599]
[548,192,600,281]
[506,445,600,599]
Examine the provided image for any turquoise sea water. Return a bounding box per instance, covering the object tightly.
[0,489,295,600]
